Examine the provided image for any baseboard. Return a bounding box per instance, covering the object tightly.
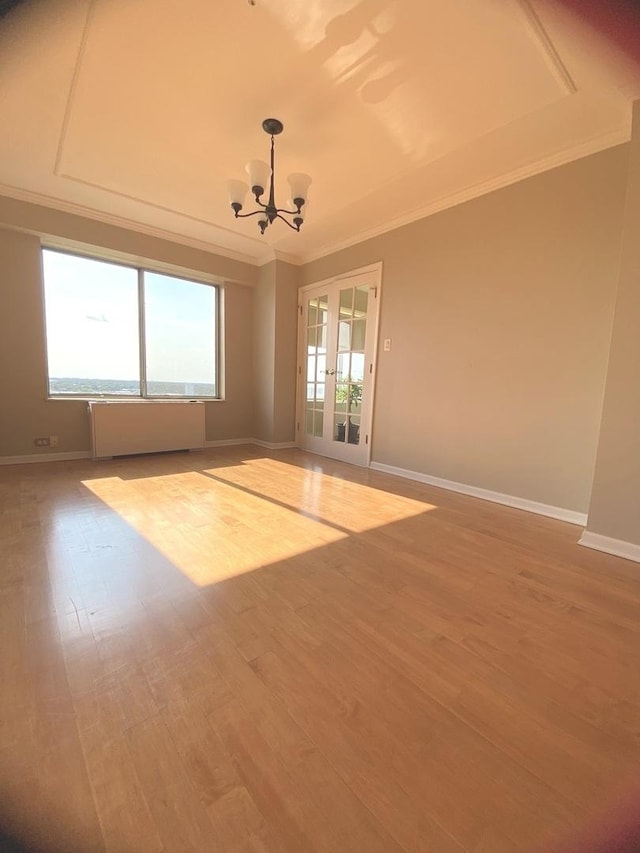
[250,439,297,450]
[204,438,296,450]
[1,440,296,464]
[205,438,253,448]
[578,531,640,564]
[0,450,91,466]
[369,461,587,526]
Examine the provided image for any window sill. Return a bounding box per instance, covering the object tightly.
[47,396,224,403]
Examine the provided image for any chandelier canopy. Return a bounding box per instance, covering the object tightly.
[226,118,311,235]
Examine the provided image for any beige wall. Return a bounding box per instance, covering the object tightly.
[252,262,277,443]
[209,280,253,441]
[0,215,255,457]
[252,260,300,444]
[273,261,301,444]
[302,146,629,513]
[585,103,640,545]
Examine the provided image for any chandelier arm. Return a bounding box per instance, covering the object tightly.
[275,213,301,231]
[275,207,302,216]
[234,208,269,219]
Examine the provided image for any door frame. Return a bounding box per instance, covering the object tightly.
[295,261,383,467]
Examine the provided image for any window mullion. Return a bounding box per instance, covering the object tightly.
[138,269,147,398]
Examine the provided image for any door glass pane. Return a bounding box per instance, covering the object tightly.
[336,352,350,381]
[348,416,361,445]
[339,288,353,317]
[307,326,317,348]
[338,321,351,351]
[352,318,366,351]
[305,292,329,439]
[331,285,370,447]
[351,353,365,382]
[354,286,369,316]
[334,383,348,414]
[317,294,328,325]
[350,383,363,413]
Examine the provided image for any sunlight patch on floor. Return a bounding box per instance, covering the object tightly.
[202,456,437,534]
[81,459,436,586]
[82,471,347,586]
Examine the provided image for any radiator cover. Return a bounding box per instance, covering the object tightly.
[88,401,205,459]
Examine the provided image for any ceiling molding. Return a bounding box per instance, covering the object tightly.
[255,250,302,267]
[515,0,577,96]
[53,0,95,177]
[256,254,276,267]
[0,123,628,272]
[273,250,302,266]
[300,126,629,264]
[57,170,260,242]
[0,182,270,266]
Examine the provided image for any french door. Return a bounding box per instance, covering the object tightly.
[297,265,381,466]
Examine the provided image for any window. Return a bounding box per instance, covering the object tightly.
[42,249,219,399]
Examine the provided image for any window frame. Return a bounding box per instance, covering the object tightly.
[42,246,222,402]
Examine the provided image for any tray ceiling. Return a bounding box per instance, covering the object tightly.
[0,0,638,265]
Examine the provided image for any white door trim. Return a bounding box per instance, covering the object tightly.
[296,262,383,467]
[298,261,384,295]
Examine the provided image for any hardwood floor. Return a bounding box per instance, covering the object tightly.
[1,446,639,852]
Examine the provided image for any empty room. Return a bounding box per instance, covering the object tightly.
[1,1,640,851]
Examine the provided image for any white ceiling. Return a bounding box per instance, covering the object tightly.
[0,0,638,266]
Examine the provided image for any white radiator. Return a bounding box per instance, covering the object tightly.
[88,401,205,459]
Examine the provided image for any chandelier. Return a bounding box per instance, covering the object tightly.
[226,118,311,235]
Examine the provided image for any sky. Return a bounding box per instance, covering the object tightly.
[42,250,216,383]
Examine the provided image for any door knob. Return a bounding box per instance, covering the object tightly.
[323,368,335,375]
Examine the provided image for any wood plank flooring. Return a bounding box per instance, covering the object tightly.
[1,446,639,852]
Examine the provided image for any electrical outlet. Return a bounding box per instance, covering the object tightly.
[34,437,50,447]
[383,338,392,351]
[50,435,59,448]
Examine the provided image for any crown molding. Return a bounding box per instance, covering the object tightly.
[54,0,95,177]
[299,126,630,264]
[0,126,629,271]
[515,0,577,95]
[253,249,303,267]
[0,182,265,267]
[275,250,303,266]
